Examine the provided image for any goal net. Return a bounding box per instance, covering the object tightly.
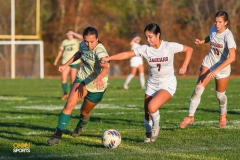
[0,41,44,78]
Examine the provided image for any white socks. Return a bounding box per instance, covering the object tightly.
[216,91,227,114]
[189,85,205,116]
[124,74,134,85]
[139,73,145,87]
[149,110,160,127]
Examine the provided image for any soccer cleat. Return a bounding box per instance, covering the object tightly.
[72,126,83,138]
[141,86,146,90]
[47,134,61,146]
[61,93,68,100]
[150,126,160,142]
[179,116,194,129]
[179,117,194,129]
[218,112,227,128]
[123,84,128,90]
[143,132,152,143]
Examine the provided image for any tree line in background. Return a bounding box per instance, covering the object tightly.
[0,0,240,76]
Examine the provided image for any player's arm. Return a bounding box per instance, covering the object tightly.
[59,51,82,72]
[130,36,141,46]
[211,48,236,75]
[94,57,110,90]
[179,45,193,75]
[194,36,210,45]
[53,50,63,66]
[68,31,83,40]
[101,50,136,63]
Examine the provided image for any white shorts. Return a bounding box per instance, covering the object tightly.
[202,56,231,79]
[130,56,143,67]
[145,82,176,97]
[201,65,230,79]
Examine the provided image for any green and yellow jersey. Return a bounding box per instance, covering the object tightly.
[60,38,81,65]
[77,41,109,92]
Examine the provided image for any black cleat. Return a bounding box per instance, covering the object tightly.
[71,127,83,138]
[47,134,61,145]
[47,128,62,146]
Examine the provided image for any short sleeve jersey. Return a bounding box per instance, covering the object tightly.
[77,41,109,92]
[134,40,183,86]
[131,42,141,50]
[202,27,236,71]
[59,38,81,65]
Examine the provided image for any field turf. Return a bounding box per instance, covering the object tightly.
[0,77,239,160]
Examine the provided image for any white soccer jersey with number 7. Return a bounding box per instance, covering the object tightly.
[134,40,183,88]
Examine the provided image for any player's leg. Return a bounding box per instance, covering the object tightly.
[72,90,105,137]
[61,65,71,100]
[138,64,145,89]
[215,75,230,128]
[180,66,211,128]
[148,89,172,142]
[143,94,153,143]
[123,67,137,89]
[47,81,87,145]
[69,64,78,89]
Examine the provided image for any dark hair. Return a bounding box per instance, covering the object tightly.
[83,26,99,38]
[144,23,161,39]
[83,26,101,43]
[215,11,229,24]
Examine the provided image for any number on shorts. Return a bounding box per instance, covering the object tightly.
[157,64,161,71]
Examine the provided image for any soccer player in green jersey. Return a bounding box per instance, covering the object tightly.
[47,26,110,146]
[54,29,83,100]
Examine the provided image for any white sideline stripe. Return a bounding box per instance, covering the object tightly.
[0,96,27,101]
[14,104,137,110]
[0,115,43,119]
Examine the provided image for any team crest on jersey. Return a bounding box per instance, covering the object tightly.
[149,57,168,62]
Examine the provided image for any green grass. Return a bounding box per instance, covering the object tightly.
[0,77,240,160]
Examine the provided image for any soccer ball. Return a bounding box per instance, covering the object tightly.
[101,129,121,149]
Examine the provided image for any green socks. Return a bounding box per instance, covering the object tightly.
[77,118,89,128]
[57,111,71,130]
[62,83,68,94]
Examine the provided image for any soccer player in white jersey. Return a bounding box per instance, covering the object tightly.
[54,29,83,100]
[180,11,236,129]
[123,35,145,90]
[47,26,110,145]
[101,23,193,142]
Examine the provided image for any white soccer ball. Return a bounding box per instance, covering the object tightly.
[101,129,121,149]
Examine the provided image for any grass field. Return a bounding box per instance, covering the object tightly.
[0,77,240,160]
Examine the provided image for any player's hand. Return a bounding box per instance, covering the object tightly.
[93,78,104,90]
[100,57,109,64]
[194,39,202,45]
[208,69,219,80]
[179,67,187,75]
[58,65,67,72]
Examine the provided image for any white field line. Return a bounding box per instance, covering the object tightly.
[0,96,27,101]
[14,104,137,110]
[0,115,43,119]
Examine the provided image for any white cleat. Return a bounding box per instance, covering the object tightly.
[150,126,160,142]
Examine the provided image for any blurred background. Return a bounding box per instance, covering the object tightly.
[0,0,239,78]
